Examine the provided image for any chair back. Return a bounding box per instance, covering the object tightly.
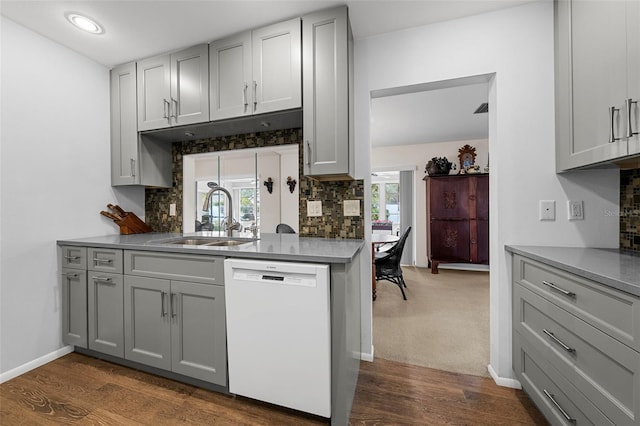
[380,226,412,266]
[276,223,296,233]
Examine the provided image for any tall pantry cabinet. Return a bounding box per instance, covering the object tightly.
[424,174,489,274]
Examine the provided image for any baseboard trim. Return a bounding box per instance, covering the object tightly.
[360,345,374,362]
[488,364,521,389]
[0,346,73,384]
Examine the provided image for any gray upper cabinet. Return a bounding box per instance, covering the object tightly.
[137,44,209,131]
[209,18,301,121]
[110,63,172,187]
[555,0,640,171]
[302,6,354,179]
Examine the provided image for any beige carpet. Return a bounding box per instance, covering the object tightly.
[373,266,490,377]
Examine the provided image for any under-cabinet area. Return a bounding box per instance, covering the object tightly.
[508,246,640,426]
[57,233,364,425]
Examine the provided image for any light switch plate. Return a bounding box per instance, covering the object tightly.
[169,203,176,217]
[343,200,360,216]
[567,200,584,220]
[307,200,322,217]
[539,200,555,221]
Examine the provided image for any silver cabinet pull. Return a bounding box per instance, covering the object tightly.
[91,276,112,283]
[243,82,248,110]
[627,98,638,138]
[543,389,576,423]
[66,272,79,279]
[543,329,575,353]
[161,291,167,317]
[170,293,177,318]
[93,258,113,264]
[609,106,620,143]
[306,140,311,166]
[171,97,178,120]
[163,99,170,121]
[542,280,575,298]
[130,158,136,178]
[64,255,81,261]
[253,80,257,110]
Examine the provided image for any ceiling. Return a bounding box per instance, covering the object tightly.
[1,1,522,146]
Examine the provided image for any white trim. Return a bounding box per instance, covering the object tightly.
[360,345,374,362]
[488,363,521,389]
[0,346,73,383]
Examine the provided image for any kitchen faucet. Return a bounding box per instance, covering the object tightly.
[202,182,242,237]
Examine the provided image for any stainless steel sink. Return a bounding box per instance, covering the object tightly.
[156,237,255,247]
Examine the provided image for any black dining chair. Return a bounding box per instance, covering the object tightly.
[374,226,412,300]
[276,223,296,233]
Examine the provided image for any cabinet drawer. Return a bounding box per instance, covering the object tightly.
[125,251,224,285]
[60,246,87,270]
[88,248,123,273]
[514,254,640,351]
[515,284,640,425]
[513,332,614,426]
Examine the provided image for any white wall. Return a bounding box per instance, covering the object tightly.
[0,17,144,379]
[372,138,489,268]
[355,2,620,384]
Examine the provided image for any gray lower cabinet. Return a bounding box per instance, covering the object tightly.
[123,251,227,386]
[88,273,124,357]
[512,253,640,425]
[61,267,87,348]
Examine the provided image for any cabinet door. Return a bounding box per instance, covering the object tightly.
[556,0,629,170]
[210,32,252,120]
[137,54,171,131]
[428,177,470,219]
[302,7,351,177]
[61,268,87,348]
[170,281,227,385]
[171,44,209,126]
[430,220,471,262]
[252,18,301,115]
[124,275,171,370]
[88,273,124,357]
[110,62,140,185]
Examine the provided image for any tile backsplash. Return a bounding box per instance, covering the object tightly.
[145,128,364,239]
[620,168,640,252]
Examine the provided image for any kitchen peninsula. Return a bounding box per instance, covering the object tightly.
[57,233,364,425]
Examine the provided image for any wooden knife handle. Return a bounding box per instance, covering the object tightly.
[108,204,127,217]
[100,210,121,221]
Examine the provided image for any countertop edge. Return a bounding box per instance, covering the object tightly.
[505,245,640,297]
[57,235,364,265]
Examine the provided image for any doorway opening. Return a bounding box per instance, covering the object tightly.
[370,74,493,378]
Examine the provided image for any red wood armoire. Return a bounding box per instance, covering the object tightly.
[424,174,489,273]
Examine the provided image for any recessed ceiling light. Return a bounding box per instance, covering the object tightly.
[65,12,104,34]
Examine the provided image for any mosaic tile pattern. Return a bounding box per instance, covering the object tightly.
[145,128,364,239]
[620,168,640,252]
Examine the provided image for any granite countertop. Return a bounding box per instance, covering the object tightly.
[506,245,640,297]
[57,232,365,264]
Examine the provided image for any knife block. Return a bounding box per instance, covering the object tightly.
[117,212,153,235]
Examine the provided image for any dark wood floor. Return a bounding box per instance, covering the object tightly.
[0,353,547,425]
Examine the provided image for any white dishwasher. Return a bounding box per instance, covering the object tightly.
[224,258,331,418]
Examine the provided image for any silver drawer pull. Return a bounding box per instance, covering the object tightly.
[64,255,81,261]
[543,389,576,423]
[543,329,575,353]
[542,280,575,298]
[66,272,79,279]
[161,292,167,317]
[170,293,177,318]
[91,276,112,283]
[93,258,113,264]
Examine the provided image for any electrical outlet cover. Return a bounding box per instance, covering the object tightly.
[343,200,360,216]
[539,200,555,221]
[567,200,584,220]
[307,200,322,217]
